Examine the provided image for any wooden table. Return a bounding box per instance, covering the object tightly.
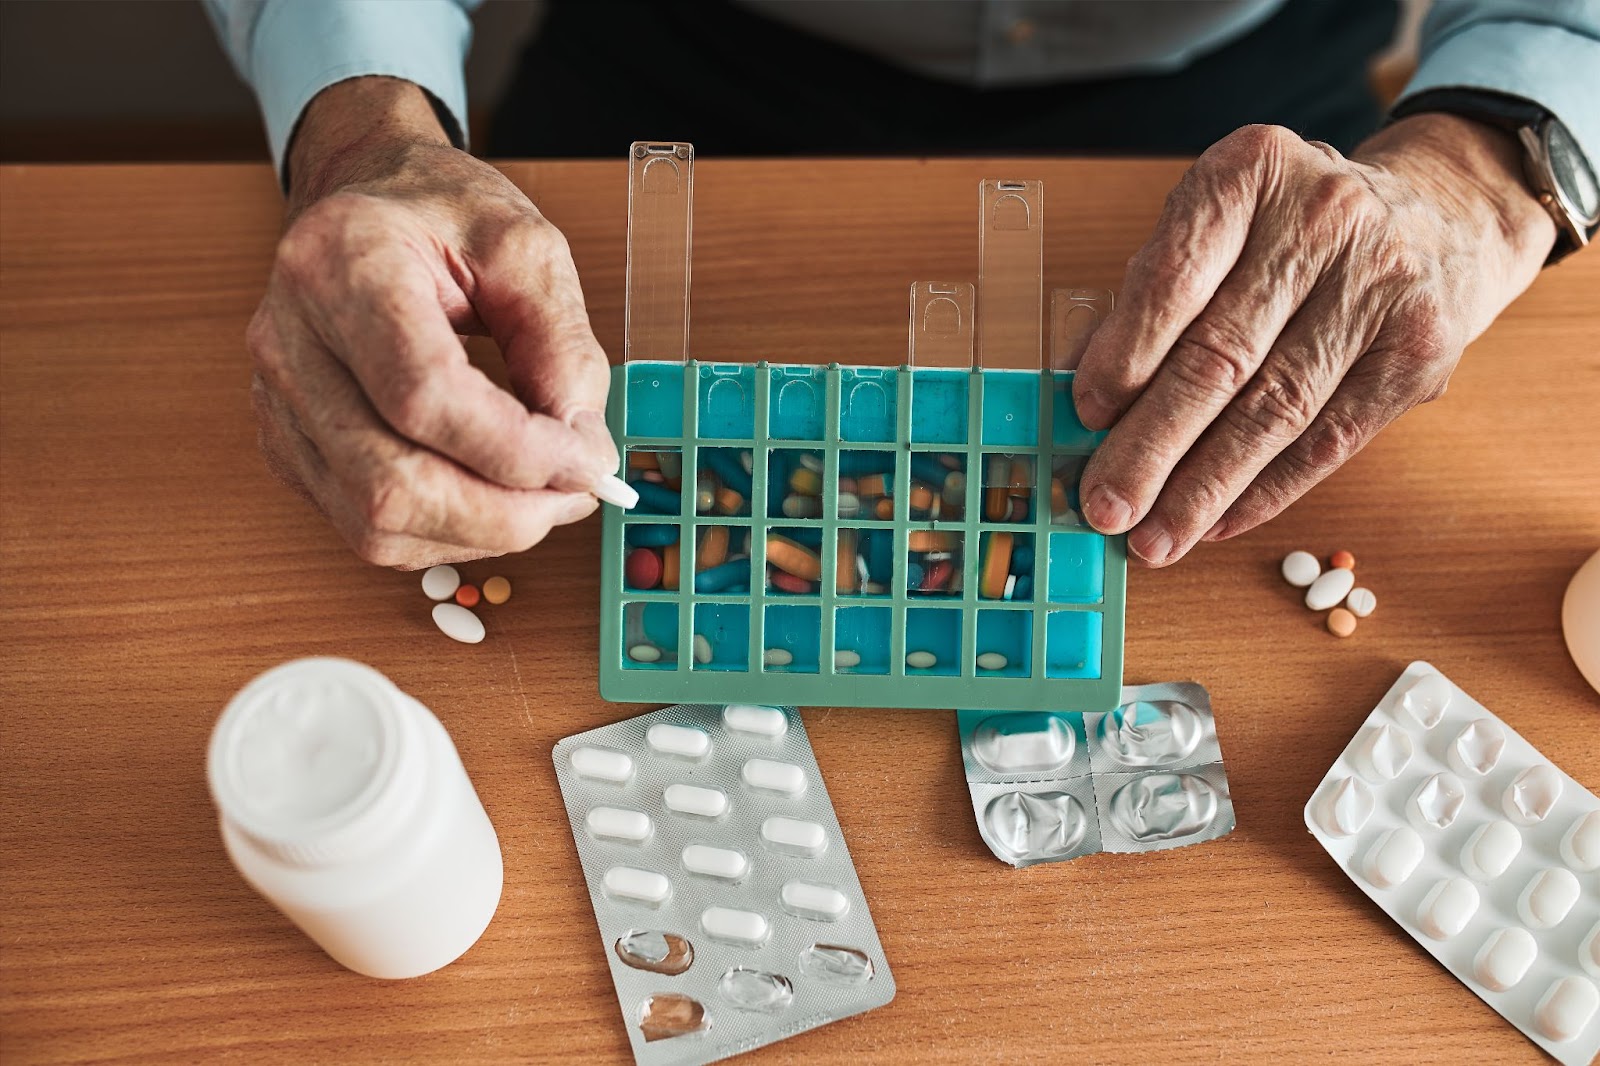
[2,159,1597,1065]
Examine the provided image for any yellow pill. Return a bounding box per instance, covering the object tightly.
[766,534,821,581]
[482,576,512,605]
[789,468,823,496]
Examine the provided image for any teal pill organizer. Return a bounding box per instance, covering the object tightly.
[599,144,1126,711]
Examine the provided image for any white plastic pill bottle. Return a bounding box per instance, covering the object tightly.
[207,658,503,979]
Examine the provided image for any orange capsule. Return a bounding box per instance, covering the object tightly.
[909,482,935,512]
[857,474,889,497]
[714,486,744,515]
[1008,459,1033,496]
[766,534,821,581]
[1331,550,1356,571]
[985,486,1009,521]
[628,451,660,471]
[697,525,729,571]
[980,532,1013,599]
[908,530,960,553]
[1050,477,1068,516]
[454,584,481,608]
[836,530,859,593]
[662,543,680,590]
[874,497,895,520]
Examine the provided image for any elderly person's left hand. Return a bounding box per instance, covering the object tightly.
[1072,114,1557,566]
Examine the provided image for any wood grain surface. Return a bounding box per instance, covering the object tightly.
[2,159,1597,1065]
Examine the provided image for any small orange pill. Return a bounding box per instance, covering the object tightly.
[981,532,1013,599]
[1008,459,1032,495]
[908,530,959,552]
[662,543,680,590]
[1050,477,1068,515]
[874,497,895,520]
[1330,550,1356,571]
[628,451,659,471]
[836,529,859,593]
[909,482,935,512]
[455,584,481,608]
[714,486,744,515]
[766,534,821,581]
[482,576,511,605]
[697,525,729,571]
[1327,607,1357,638]
[985,486,1009,521]
[857,474,889,497]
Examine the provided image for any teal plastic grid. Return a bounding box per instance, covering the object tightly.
[599,360,1126,710]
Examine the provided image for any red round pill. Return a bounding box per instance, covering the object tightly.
[626,547,663,589]
[769,569,815,594]
[923,558,954,590]
[454,584,481,608]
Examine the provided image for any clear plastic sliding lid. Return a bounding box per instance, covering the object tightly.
[978,179,1043,371]
[1050,288,1115,372]
[908,281,975,368]
[624,142,693,362]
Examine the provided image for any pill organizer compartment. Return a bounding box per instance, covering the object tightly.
[600,145,1126,710]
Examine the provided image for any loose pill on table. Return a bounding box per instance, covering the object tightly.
[906,650,938,670]
[763,648,793,667]
[1330,550,1356,571]
[743,758,806,797]
[603,866,671,905]
[1473,927,1537,992]
[431,602,485,644]
[1517,867,1580,928]
[766,534,821,580]
[700,906,770,947]
[1327,607,1357,637]
[1417,877,1479,940]
[1280,550,1320,588]
[421,564,461,601]
[723,704,788,737]
[570,746,634,783]
[646,723,711,759]
[586,807,653,844]
[628,644,662,663]
[1535,976,1599,1042]
[1560,809,1600,871]
[977,652,1009,672]
[682,844,748,881]
[1460,820,1521,881]
[482,576,512,605]
[781,881,851,922]
[663,783,729,818]
[1305,567,1355,610]
[760,816,828,857]
[454,583,481,608]
[1345,587,1376,617]
[692,633,713,665]
[1361,826,1424,888]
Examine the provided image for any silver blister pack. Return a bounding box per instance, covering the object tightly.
[959,682,1236,867]
[553,704,895,1065]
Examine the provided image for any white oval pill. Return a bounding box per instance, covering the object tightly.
[1460,820,1521,881]
[603,866,671,905]
[723,704,788,737]
[1354,722,1413,782]
[1535,976,1599,1042]
[1400,672,1453,728]
[1362,826,1424,888]
[570,746,634,783]
[781,880,851,921]
[906,650,938,669]
[701,906,769,946]
[628,644,662,663]
[1345,587,1377,617]
[1448,719,1505,776]
[1518,867,1580,928]
[586,806,652,844]
[761,816,827,857]
[431,602,485,644]
[763,648,794,667]
[1281,550,1321,587]
[1305,567,1355,611]
[1561,809,1600,871]
[663,783,728,818]
[1321,776,1374,837]
[692,634,713,664]
[743,758,806,797]
[421,564,461,601]
[682,844,748,881]
[1417,877,1479,940]
[977,652,1009,671]
[1473,927,1537,992]
[1503,763,1563,824]
[834,650,862,669]
[1581,921,1600,979]
[647,722,710,759]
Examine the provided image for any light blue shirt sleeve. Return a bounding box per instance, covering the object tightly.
[203,0,479,183]
[1400,0,1600,166]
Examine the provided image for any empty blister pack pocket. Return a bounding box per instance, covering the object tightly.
[1305,662,1600,1066]
[958,682,1236,867]
[554,704,895,1066]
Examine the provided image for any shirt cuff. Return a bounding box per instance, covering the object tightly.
[1398,18,1600,171]
[250,0,473,185]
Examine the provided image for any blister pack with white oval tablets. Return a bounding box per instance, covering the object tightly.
[554,704,894,1066]
[959,682,1236,867]
[1305,661,1600,1066]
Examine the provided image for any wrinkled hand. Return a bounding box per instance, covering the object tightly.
[1073,115,1555,566]
[248,78,617,569]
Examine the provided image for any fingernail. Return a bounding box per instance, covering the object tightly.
[1202,518,1227,541]
[592,473,638,510]
[1129,524,1174,565]
[1083,484,1134,533]
[1075,388,1120,431]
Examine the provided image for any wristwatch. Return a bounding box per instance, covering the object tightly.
[1391,88,1600,265]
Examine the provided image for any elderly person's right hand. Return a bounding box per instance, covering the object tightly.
[248,76,619,570]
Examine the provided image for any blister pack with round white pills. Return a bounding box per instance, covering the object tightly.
[959,682,1236,867]
[1305,661,1600,1065]
[553,704,893,1066]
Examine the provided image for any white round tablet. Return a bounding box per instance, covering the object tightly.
[1473,927,1536,992]
[1345,587,1377,617]
[420,564,461,601]
[1417,877,1479,940]
[1281,550,1321,587]
[1535,976,1598,1042]
[431,602,484,644]
[1518,867,1580,928]
[1361,826,1423,888]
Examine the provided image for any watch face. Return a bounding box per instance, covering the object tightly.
[1545,120,1600,225]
